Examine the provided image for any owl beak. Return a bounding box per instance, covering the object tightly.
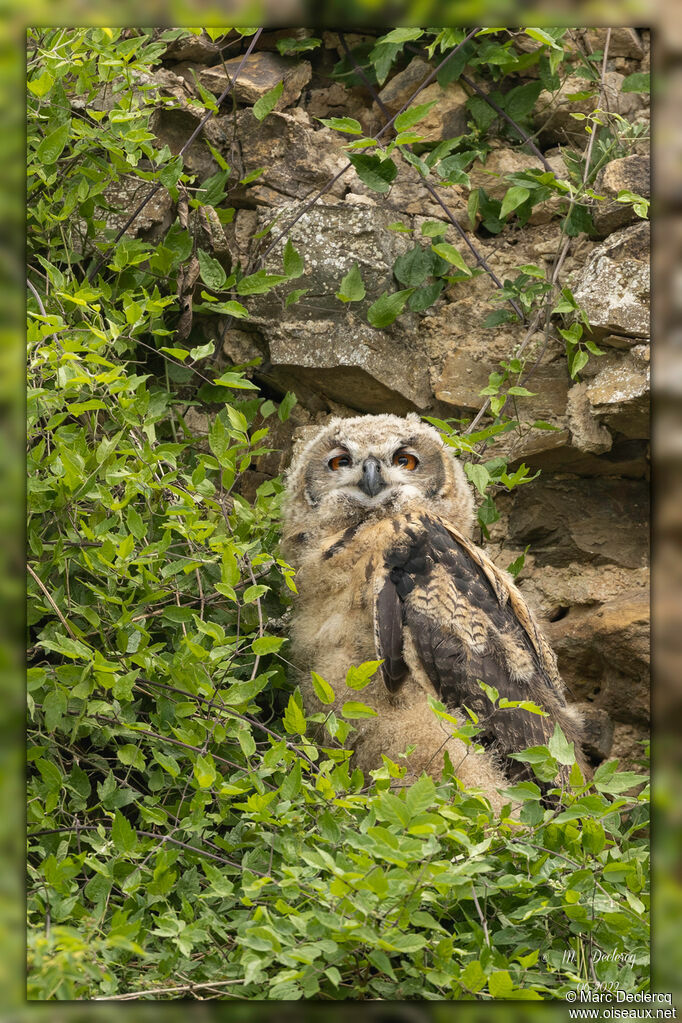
[359,456,386,497]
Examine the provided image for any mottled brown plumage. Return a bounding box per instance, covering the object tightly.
[282,413,585,810]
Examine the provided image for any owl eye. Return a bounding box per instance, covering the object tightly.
[393,449,419,470]
[328,453,352,471]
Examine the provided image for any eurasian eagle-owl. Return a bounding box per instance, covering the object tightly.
[281,413,584,809]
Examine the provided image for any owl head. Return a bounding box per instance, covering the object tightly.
[282,413,474,544]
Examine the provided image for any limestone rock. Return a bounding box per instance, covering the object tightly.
[434,346,570,421]
[376,58,469,143]
[576,704,615,763]
[567,381,613,454]
[533,72,645,147]
[378,57,433,113]
[240,202,431,413]
[199,53,312,109]
[545,593,649,725]
[72,175,174,252]
[571,224,650,339]
[164,30,222,63]
[592,155,650,235]
[507,477,649,569]
[248,201,412,321]
[508,438,649,479]
[585,346,649,438]
[581,27,644,59]
[215,109,348,203]
[151,107,220,179]
[257,319,433,414]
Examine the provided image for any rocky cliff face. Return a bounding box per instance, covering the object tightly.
[115,29,651,768]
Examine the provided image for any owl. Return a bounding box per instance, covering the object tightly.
[281,413,585,810]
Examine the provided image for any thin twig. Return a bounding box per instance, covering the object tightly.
[27,563,77,640]
[26,278,62,350]
[93,978,245,1001]
[471,882,491,947]
[581,29,612,185]
[87,28,263,283]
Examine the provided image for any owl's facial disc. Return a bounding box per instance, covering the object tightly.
[322,442,424,508]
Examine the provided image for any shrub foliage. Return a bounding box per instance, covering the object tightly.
[27,27,649,1000]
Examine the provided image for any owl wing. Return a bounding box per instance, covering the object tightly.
[373,512,577,779]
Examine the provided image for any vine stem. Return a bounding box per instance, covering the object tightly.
[86,28,263,283]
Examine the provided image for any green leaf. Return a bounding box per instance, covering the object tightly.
[569,349,589,379]
[421,220,448,238]
[280,759,302,799]
[503,81,542,121]
[345,660,382,690]
[283,694,307,735]
[582,818,606,854]
[28,70,54,97]
[621,72,650,93]
[507,386,537,397]
[341,701,378,719]
[488,970,514,999]
[318,116,363,134]
[194,753,217,788]
[460,959,487,993]
[524,27,563,49]
[465,462,490,496]
[483,309,514,328]
[189,340,215,360]
[117,744,146,771]
[394,100,437,132]
[252,80,284,121]
[500,185,531,219]
[349,154,398,193]
[195,300,249,318]
[197,248,227,291]
[500,781,542,801]
[111,811,137,854]
[405,774,436,816]
[251,635,286,655]
[213,372,259,389]
[36,121,71,164]
[278,391,297,422]
[283,238,304,278]
[311,671,335,705]
[408,280,444,312]
[593,767,648,794]
[431,242,471,274]
[367,289,413,328]
[236,270,289,295]
[285,288,308,307]
[548,723,575,765]
[336,263,366,303]
[393,246,434,287]
[43,689,67,732]
[277,36,322,55]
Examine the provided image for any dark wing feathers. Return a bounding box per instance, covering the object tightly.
[375,575,409,693]
[374,513,577,782]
